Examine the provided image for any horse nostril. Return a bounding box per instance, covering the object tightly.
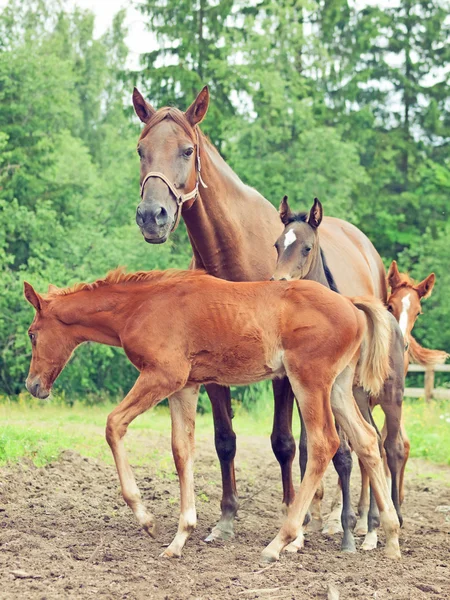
[136,206,145,226]
[270,277,275,281]
[280,278,287,281]
[154,206,168,226]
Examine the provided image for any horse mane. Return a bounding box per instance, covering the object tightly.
[320,249,339,293]
[408,335,449,366]
[45,268,206,299]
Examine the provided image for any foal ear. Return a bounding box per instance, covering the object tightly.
[185,86,209,126]
[387,260,402,290]
[307,198,323,229]
[24,282,42,311]
[132,87,156,124]
[414,272,435,300]
[279,195,293,226]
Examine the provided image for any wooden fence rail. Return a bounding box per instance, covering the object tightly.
[405,363,450,402]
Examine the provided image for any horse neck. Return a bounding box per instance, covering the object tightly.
[53,290,125,347]
[182,135,278,280]
[304,244,331,289]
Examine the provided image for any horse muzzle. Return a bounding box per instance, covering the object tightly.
[26,375,50,399]
[136,202,174,243]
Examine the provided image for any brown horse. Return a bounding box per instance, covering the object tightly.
[387,260,448,373]
[132,87,390,543]
[272,197,406,553]
[24,268,400,560]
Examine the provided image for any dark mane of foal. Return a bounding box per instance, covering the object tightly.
[286,210,339,293]
[45,268,206,300]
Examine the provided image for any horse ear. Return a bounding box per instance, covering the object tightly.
[132,87,156,124]
[185,86,209,126]
[307,198,323,229]
[387,260,402,290]
[47,284,60,294]
[414,273,435,300]
[24,282,42,311]
[279,195,293,226]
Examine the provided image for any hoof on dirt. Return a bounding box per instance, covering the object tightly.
[260,549,279,564]
[361,531,377,551]
[322,519,343,536]
[354,518,368,536]
[384,540,401,559]
[284,531,304,553]
[142,520,156,539]
[306,517,322,533]
[341,539,356,553]
[160,547,181,559]
[204,524,234,543]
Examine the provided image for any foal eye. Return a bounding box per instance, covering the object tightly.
[387,305,393,313]
[183,147,194,157]
[303,246,312,255]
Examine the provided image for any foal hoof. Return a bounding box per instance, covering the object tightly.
[160,546,181,559]
[284,531,304,553]
[361,531,377,551]
[260,549,279,564]
[341,537,356,553]
[322,519,343,536]
[354,518,368,536]
[384,539,401,559]
[204,524,234,543]
[142,520,156,539]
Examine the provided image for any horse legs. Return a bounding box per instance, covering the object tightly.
[262,374,339,562]
[331,368,400,558]
[105,371,184,539]
[162,386,199,558]
[271,377,296,509]
[325,430,357,552]
[399,415,410,505]
[355,460,370,535]
[204,383,239,542]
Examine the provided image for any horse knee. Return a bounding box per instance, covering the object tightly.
[271,432,296,465]
[310,434,339,475]
[106,413,127,446]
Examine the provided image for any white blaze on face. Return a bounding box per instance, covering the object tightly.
[283,228,297,250]
[399,293,411,337]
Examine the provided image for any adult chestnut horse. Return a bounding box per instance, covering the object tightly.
[24,268,401,561]
[132,86,388,542]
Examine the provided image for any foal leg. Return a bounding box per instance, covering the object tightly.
[105,371,184,538]
[299,411,323,532]
[398,415,410,505]
[271,377,296,510]
[331,368,400,559]
[162,386,199,558]
[325,430,357,552]
[262,376,340,562]
[204,383,239,542]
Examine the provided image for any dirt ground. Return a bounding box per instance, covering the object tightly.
[1,428,449,600]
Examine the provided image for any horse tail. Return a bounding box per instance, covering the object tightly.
[408,335,448,366]
[351,297,392,397]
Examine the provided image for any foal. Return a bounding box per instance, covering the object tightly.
[24,268,400,560]
[272,197,406,552]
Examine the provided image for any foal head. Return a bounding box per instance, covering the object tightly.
[133,86,209,244]
[24,282,78,399]
[271,196,323,281]
[386,260,435,342]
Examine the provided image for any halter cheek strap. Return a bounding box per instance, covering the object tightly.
[140,129,207,233]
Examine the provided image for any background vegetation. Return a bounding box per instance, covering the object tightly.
[0,0,449,403]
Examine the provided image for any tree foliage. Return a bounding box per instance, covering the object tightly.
[0,0,448,400]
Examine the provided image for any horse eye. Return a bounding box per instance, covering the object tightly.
[387,305,393,313]
[29,332,36,344]
[304,246,312,255]
[184,147,194,157]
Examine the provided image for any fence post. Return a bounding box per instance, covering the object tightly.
[424,366,435,403]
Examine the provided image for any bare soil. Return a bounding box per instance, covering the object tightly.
[1,428,450,599]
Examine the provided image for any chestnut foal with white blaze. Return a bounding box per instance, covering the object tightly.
[24,269,400,560]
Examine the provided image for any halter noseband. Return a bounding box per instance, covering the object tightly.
[139,129,207,233]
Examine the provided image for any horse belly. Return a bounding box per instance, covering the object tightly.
[188,341,285,386]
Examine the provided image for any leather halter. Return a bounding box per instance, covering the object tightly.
[139,129,207,233]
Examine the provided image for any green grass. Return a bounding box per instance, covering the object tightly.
[0,394,449,467]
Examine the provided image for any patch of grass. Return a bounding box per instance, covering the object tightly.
[1,395,449,467]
